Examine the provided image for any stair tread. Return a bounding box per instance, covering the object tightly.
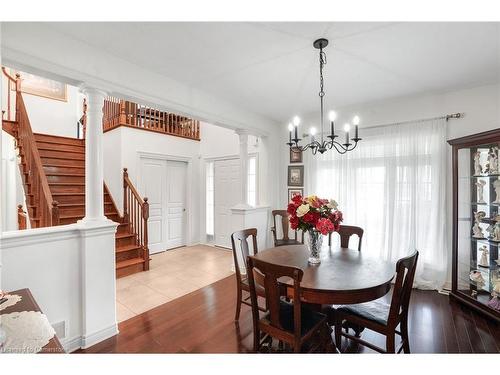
[53,202,114,207]
[52,192,111,196]
[116,257,145,269]
[48,182,85,185]
[116,244,142,253]
[37,146,85,153]
[44,173,86,176]
[43,164,85,168]
[116,232,136,239]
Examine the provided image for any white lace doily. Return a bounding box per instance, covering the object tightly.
[0,294,22,312]
[0,311,56,353]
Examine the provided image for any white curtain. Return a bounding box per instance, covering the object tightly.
[305,119,448,290]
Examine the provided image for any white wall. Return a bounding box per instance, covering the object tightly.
[22,84,81,138]
[1,73,81,138]
[0,222,118,352]
[199,121,259,158]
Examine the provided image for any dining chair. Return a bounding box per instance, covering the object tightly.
[246,255,331,353]
[230,228,266,321]
[328,225,364,250]
[271,210,304,247]
[332,251,419,353]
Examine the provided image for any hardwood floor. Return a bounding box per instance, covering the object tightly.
[79,275,499,354]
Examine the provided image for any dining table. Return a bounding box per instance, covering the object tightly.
[252,244,395,305]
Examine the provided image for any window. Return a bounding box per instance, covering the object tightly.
[247,156,257,206]
[206,161,214,236]
[310,119,447,289]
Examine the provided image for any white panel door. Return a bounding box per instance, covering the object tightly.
[166,161,187,249]
[139,157,167,254]
[214,158,241,248]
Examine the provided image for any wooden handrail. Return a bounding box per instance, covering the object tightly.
[2,67,21,121]
[17,205,27,230]
[16,90,59,227]
[103,97,200,141]
[123,168,149,270]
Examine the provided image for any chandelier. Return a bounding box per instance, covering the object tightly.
[286,38,361,155]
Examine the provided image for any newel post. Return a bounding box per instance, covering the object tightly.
[123,168,129,222]
[51,200,60,226]
[17,205,27,230]
[142,197,149,270]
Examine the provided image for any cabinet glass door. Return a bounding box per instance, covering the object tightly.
[457,144,500,311]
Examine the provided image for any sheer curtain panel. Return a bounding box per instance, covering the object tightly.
[305,119,447,290]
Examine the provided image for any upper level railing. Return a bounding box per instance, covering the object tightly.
[102,97,200,141]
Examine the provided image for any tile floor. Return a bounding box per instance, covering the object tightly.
[116,244,234,322]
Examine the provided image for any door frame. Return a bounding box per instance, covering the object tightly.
[136,151,193,250]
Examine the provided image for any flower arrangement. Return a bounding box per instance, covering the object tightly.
[287,194,343,235]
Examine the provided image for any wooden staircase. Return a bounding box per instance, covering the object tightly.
[35,133,148,277]
[2,68,149,278]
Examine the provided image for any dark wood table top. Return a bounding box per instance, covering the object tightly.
[253,245,395,305]
[1,288,64,353]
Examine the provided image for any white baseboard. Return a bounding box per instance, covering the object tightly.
[80,323,119,349]
[61,336,83,353]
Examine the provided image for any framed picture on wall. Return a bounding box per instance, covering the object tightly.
[11,69,67,102]
[288,165,304,187]
[288,188,304,202]
[290,147,303,163]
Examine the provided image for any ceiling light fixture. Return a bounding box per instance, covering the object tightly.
[286,38,362,155]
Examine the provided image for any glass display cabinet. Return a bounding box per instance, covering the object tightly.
[449,129,500,322]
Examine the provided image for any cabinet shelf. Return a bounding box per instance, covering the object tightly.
[449,130,500,322]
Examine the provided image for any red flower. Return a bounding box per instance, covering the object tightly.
[291,194,303,205]
[303,212,315,223]
[316,218,335,235]
[289,216,299,230]
[287,203,297,215]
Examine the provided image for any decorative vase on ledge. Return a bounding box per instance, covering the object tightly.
[306,229,323,264]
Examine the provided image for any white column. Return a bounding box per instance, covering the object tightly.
[80,86,107,222]
[234,129,251,208]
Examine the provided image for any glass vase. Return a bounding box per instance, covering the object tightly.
[306,229,323,264]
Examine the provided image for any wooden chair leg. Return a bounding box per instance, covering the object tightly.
[334,322,342,352]
[386,333,395,353]
[253,328,260,352]
[401,319,411,353]
[235,286,242,321]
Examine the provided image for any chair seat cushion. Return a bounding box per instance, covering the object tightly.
[263,300,326,336]
[336,299,390,326]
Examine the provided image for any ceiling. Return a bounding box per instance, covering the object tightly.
[46,22,500,124]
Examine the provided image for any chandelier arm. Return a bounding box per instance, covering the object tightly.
[329,141,349,155]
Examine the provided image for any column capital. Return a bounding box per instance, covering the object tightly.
[234,128,250,136]
[79,84,108,98]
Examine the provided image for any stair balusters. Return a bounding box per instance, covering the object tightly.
[123,168,150,271]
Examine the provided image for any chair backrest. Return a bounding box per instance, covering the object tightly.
[230,228,258,283]
[272,210,293,241]
[330,225,364,250]
[247,255,303,335]
[388,251,419,326]
[272,210,303,245]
